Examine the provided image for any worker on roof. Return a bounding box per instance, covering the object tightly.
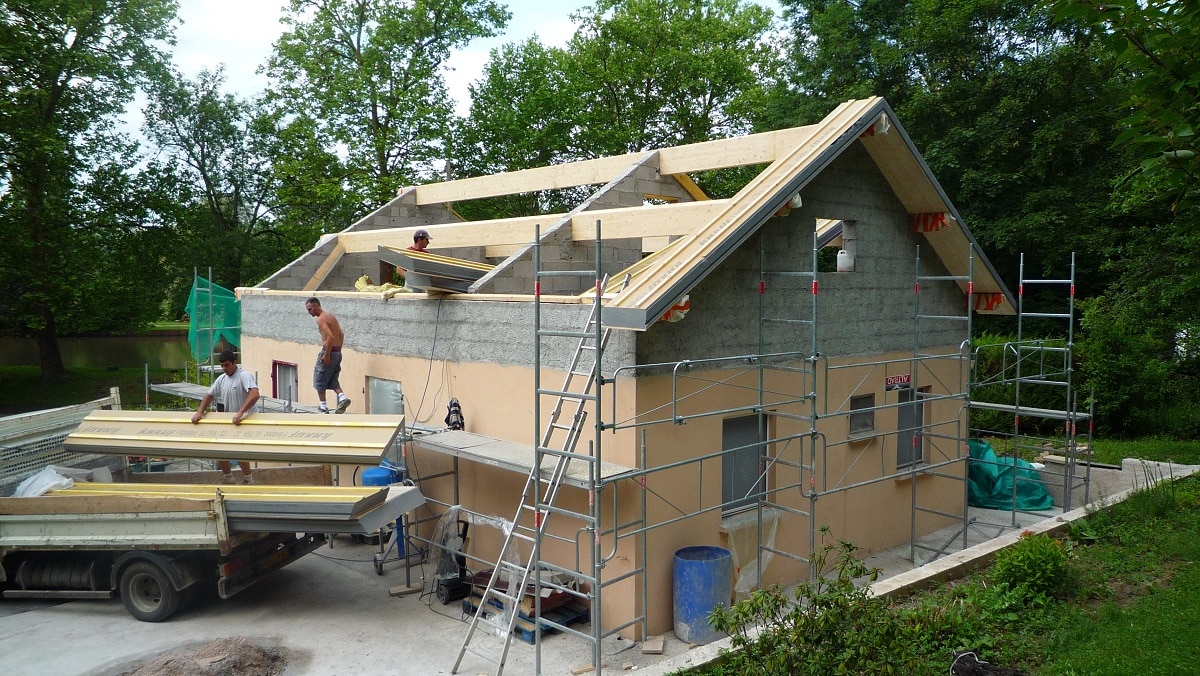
[190,350,259,484]
[305,297,351,414]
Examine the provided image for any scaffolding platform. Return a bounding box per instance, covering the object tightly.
[411,430,634,489]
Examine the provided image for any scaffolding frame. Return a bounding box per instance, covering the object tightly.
[431,224,1092,676]
[968,252,1092,524]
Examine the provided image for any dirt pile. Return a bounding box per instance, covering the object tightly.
[120,637,285,676]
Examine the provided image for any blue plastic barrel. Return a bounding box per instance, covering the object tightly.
[361,465,398,486]
[673,546,732,644]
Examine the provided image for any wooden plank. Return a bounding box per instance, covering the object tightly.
[404,126,821,206]
[337,200,729,254]
[304,240,345,292]
[0,494,212,516]
[567,200,727,242]
[670,172,710,202]
[859,126,947,214]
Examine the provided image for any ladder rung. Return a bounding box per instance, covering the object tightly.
[538,329,594,339]
[489,589,519,603]
[508,530,536,543]
[538,388,596,401]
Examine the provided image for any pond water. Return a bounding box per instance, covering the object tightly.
[0,335,192,369]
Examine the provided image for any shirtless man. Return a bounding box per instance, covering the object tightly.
[305,297,351,413]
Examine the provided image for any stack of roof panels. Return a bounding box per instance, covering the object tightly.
[378,246,494,293]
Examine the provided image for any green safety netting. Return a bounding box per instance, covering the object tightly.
[185,276,240,362]
[967,438,1054,511]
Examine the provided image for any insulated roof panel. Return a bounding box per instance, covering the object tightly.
[63,411,404,465]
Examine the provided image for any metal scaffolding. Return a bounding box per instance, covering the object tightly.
[425,225,1092,675]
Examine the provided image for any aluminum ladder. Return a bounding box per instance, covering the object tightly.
[452,278,611,675]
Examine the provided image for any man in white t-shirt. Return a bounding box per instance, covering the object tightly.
[190,350,260,484]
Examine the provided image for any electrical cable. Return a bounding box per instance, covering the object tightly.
[411,295,445,425]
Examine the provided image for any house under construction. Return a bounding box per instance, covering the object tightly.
[236,97,1093,674]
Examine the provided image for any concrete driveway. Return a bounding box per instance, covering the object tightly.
[0,537,680,676]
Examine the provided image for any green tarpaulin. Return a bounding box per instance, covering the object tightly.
[967,438,1054,511]
[185,276,240,362]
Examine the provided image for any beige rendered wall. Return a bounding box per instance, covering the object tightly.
[629,349,968,635]
[239,334,645,636]
[240,336,967,640]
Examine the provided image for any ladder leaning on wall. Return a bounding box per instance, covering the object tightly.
[452,231,612,676]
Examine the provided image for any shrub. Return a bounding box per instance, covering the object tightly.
[708,528,924,675]
[991,531,1072,602]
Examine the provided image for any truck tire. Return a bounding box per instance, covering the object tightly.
[119,561,182,622]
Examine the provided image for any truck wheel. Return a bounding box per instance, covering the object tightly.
[120,561,182,622]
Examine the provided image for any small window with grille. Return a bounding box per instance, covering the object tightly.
[849,394,875,435]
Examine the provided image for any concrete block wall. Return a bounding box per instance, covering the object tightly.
[260,196,464,291]
[637,140,968,366]
[318,251,382,292]
[351,195,461,232]
[242,293,636,373]
[474,156,695,296]
[259,237,339,291]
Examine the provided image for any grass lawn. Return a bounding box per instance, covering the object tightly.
[1038,562,1200,674]
[1092,437,1200,466]
[0,366,190,416]
[689,474,1200,675]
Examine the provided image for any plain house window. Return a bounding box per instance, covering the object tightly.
[723,415,766,514]
[897,388,927,468]
[367,376,404,415]
[272,361,298,406]
[849,394,875,434]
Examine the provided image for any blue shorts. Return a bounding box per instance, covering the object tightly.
[313,350,342,391]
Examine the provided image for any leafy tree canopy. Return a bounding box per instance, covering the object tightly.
[0,0,177,377]
[265,0,510,211]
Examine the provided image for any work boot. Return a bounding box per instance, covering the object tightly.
[221,473,237,485]
[336,397,352,414]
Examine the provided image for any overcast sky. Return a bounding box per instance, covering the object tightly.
[170,0,591,115]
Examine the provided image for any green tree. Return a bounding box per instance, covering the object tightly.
[144,68,302,299]
[264,0,510,213]
[1054,0,1199,213]
[451,39,586,219]
[567,0,776,155]
[451,0,777,218]
[765,0,1128,303]
[0,0,176,379]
